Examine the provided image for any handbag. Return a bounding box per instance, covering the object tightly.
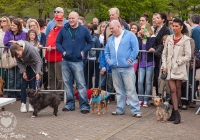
[0,50,17,69]
[160,72,168,80]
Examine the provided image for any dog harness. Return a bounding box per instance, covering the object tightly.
[92,92,110,103]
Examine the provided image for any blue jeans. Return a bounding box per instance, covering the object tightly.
[112,67,141,115]
[62,60,90,111]
[7,66,21,99]
[21,66,36,104]
[138,66,154,102]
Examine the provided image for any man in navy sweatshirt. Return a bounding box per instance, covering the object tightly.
[56,11,93,114]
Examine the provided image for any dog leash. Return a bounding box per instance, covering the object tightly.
[24,76,36,81]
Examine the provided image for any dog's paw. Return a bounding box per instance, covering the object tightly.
[31,115,36,118]
[98,113,101,116]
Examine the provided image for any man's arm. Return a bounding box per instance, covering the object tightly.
[56,29,66,55]
[82,28,93,54]
[128,33,139,62]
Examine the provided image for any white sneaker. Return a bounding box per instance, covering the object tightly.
[28,104,34,112]
[20,103,27,113]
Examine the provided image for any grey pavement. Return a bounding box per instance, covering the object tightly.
[0,99,200,140]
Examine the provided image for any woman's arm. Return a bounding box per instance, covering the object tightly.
[177,39,191,66]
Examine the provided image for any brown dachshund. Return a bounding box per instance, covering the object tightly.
[0,76,5,111]
[91,88,110,116]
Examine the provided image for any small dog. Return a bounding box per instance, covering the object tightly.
[154,97,170,122]
[0,76,5,111]
[91,88,110,116]
[26,88,61,117]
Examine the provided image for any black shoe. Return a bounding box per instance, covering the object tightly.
[62,108,70,111]
[81,110,90,114]
[174,110,181,124]
[168,108,175,121]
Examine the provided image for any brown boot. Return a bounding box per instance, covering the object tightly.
[174,110,181,124]
[168,108,175,121]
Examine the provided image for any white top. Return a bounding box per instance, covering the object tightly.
[99,34,104,45]
[0,29,6,55]
[114,30,124,53]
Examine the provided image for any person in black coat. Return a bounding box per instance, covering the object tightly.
[149,12,171,96]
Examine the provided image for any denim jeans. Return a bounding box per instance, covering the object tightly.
[112,67,141,115]
[99,72,114,92]
[48,62,63,90]
[62,59,90,111]
[138,66,154,102]
[7,66,21,99]
[21,66,36,104]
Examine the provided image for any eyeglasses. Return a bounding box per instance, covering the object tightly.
[0,20,7,23]
[54,10,63,14]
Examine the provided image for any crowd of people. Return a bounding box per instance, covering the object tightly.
[0,6,200,124]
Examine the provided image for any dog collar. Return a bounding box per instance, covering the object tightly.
[92,94,101,102]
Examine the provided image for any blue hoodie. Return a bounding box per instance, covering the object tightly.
[56,22,93,62]
[104,30,139,68]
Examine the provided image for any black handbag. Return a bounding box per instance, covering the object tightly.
[161,72,168,80]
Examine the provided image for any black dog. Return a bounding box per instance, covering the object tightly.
[26,88,61,117]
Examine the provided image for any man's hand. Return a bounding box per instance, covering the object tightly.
[23,72,27,80]
[36,73,40,81]
[127,59,132,64]
[81,51,84,57]
[63,51,66,56]
[100,67,106,75]
[47,46,52,52]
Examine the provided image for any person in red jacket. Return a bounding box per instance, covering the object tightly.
[45,15,63,91]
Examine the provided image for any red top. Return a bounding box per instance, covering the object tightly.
[45,26,62,62]
[173,37,182,45]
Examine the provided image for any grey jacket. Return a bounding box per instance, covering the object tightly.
[16,41,43,75]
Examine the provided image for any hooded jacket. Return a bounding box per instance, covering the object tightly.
[15,41,43,75]
[56,23,93,62]
[104,30,139,68]
[161,35,191,80]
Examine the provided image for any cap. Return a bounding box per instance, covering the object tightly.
[55,15,64,21]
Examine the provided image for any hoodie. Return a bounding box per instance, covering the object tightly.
[104,30,139,68]
[56,22,93,62]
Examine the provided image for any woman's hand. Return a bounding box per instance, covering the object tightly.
[162,68,168,73]
[38,45,43,49]
[36,73,40,80]
[23,72,28,80]
[149,48,155,52]
[9,40,17,44]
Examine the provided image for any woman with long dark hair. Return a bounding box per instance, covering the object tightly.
[150,12,171,96]
[162,18,191,124]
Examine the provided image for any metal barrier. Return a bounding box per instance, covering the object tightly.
[191,57,200,114]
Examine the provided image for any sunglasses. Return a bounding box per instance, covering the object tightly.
[0,20,7,22]
[54,10,62,14]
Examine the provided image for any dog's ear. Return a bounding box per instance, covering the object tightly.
[160,98,163,103]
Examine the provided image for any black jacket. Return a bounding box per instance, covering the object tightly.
[154,24,170,50]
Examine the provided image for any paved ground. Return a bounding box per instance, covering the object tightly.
[1,99,200,140]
